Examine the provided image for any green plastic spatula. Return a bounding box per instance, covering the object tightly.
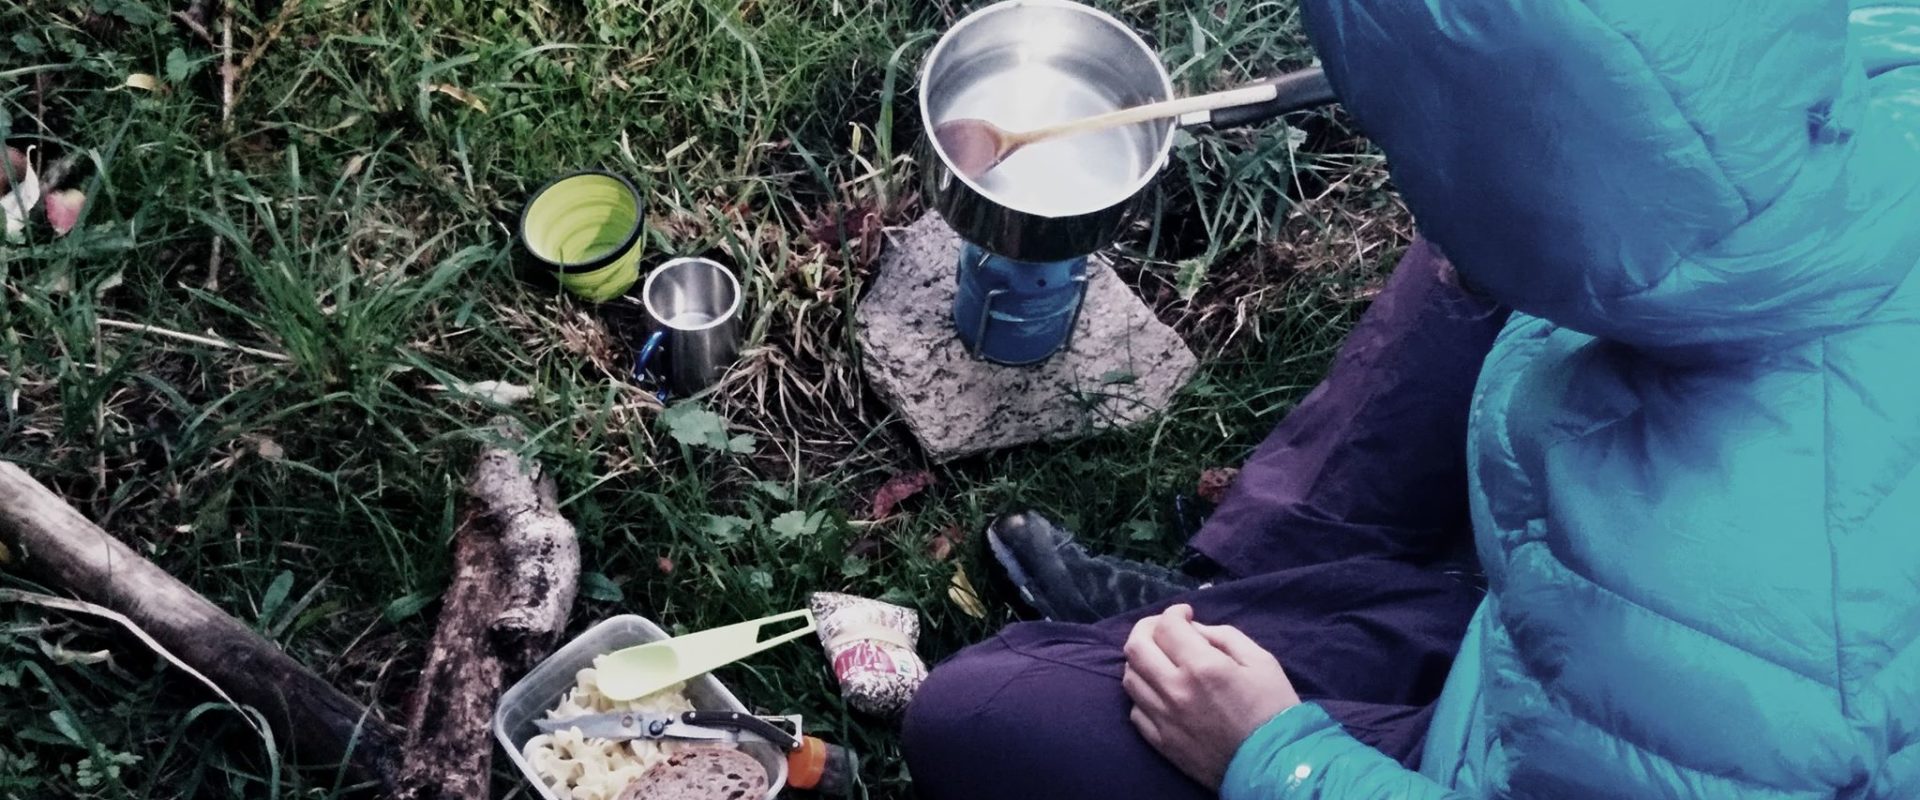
[594,609,818,702]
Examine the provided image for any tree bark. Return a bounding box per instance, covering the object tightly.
[397,437,581,800]
[0,461,399,788]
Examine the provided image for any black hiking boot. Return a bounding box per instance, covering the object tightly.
[985,511,1205,624]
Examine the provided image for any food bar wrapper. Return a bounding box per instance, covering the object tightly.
[809,592,928,716]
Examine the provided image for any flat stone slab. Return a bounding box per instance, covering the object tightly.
[857,214,1198,462]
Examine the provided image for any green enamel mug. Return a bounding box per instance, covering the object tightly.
[518,171,646,302]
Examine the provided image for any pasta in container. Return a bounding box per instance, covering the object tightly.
[494,615,789,800]
[523,657,724,800]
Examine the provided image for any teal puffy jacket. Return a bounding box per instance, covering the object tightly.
[1223,2,1920,798]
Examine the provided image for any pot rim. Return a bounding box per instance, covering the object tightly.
[919,0,1176,220]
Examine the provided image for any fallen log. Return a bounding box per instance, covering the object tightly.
[1,427,581,797]
[0,460,400,788]
[397,435,581,799]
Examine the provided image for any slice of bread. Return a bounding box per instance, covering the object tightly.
[618,746,769,800]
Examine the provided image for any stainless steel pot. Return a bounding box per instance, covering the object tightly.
[919,0,1337,262]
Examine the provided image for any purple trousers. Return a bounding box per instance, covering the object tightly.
[901,238,1511,799]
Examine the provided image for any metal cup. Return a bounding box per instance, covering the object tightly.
[634,258,743,399]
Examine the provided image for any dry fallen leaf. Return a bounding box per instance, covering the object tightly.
[1,148,40,244]
[341,153,370,180]
[866,469,934,520]
[432,380,533,406]
[428,83,489,113]
[254,437,286,461]
[927,524,966,562]
[41,641,113,667]
[95,269,123,295]
[948,565,987,619]
[1197,467,1241,505]
[121,73,165,93]
[44,189,84,236]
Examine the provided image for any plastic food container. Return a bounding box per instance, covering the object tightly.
[495,614,789,800]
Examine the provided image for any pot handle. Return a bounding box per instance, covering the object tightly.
[1181,67,1337,130]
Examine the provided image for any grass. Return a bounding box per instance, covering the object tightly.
[0,0,1407,797]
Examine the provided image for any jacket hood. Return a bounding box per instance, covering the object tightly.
[1303,0,1920,353]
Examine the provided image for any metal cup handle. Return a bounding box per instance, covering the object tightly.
[633,330,671,403]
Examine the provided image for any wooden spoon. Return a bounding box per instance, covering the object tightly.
[934,82,1282,181]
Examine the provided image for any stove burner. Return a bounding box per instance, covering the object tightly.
[953,242,1090,366]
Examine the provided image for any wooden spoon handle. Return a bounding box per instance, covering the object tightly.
[1014,83,1282,145]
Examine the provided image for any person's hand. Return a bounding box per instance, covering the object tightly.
[1122,604,1302,790]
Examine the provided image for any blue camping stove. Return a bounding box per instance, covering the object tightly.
[952,241,1091,366]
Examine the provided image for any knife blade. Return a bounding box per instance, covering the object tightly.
[533,710,801,750]
[533,711,733,741]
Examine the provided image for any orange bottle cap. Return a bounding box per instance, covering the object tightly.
[787,736,829,790]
